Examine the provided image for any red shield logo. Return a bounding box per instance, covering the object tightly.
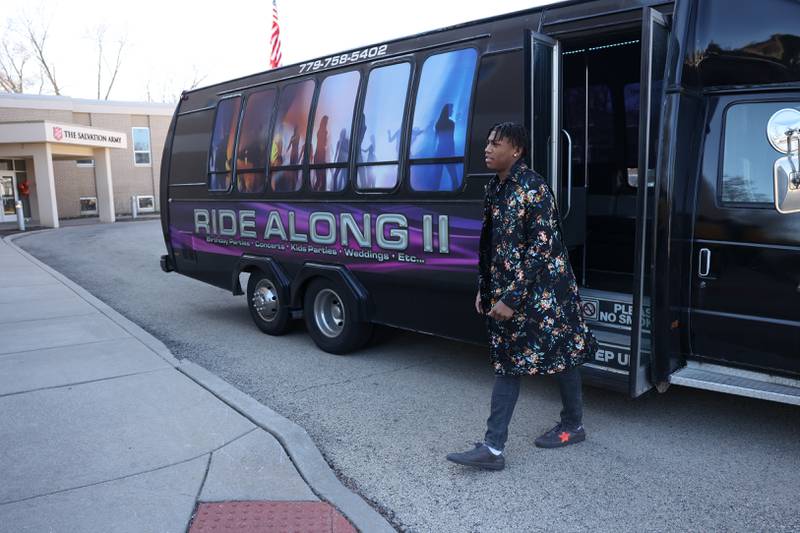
[53,127,63,141]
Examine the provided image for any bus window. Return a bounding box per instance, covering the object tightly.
[309,71,360,192]
[409,48,477,192]
[208,96,241,191]
[721,101,800,206]
[270,79,315,192]
[170,109,214,186]
[467,50,524,175]
[356,62,411,191]
[236,89,277,194]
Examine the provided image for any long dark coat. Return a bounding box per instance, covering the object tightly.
[478,161,598,375]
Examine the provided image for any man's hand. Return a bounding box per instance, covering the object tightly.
[475,291,483,314]
[488,300,514,321]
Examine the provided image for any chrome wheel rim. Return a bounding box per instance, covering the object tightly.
[313,288,345,338]
[252,279,279,322]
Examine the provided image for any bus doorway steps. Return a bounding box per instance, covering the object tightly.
[670,361,800,406]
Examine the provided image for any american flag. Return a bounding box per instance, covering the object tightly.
[269,0,283,69]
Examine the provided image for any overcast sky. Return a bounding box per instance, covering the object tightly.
[2,0,550,102]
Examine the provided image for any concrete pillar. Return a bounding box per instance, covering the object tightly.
[93,147,115,223]
[31,143,59,228]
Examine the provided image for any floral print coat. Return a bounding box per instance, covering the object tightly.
[478,161,598,375]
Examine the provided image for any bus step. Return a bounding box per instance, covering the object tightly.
[670,361,800,406]
[588,329,630,371]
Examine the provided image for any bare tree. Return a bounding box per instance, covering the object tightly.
[0,21,33,93]
[145,65,207,103]
[95,25,105,99]
[187,65,207,90]
[22,15,60,95]
[103,38,124,99]
[0,43,27,93]
[92,25,126,100]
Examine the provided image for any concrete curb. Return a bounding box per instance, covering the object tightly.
[4,232,180,367]
[6,230,396,533]
[179,361,396,533]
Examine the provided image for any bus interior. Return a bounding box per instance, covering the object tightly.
[562,30,642,294]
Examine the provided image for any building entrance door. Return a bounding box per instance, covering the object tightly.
[0,172,19,223]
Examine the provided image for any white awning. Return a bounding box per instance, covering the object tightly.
[0,121,127,150]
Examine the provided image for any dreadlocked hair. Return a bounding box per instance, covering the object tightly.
[487,122,530,158]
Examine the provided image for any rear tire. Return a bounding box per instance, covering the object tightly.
[303,278,372,354]
[247,271,291,335]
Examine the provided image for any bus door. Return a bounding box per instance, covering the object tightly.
[529,32,561,197]
[530,9,670,397]
[530,30,587,250]
[689,96,800,376]
[630,8,670,397]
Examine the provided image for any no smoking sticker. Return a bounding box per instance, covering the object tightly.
[581,299,599,320]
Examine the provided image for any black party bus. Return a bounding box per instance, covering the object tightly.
[159,0,800,405]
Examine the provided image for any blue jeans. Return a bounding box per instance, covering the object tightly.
[483,367,583,451]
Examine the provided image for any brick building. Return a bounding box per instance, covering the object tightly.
[0,94,174,227]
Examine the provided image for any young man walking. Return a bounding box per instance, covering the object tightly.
[447,122,598,471]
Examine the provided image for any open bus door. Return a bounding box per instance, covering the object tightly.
[530,8,670,397]
[529,31,560,193]
[630,7,670,397]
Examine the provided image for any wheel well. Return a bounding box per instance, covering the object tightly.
[232,264,261,296]
[232,256,291,300]
[290,264,372,323]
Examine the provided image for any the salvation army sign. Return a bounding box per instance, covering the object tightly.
[45,122,127,149]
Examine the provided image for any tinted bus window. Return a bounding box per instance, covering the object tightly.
[409,48,477,192]
[236,89,277,193]
[310,71,360,192]
[357,62,411,190]
[270,80,315,192]
[208,96,241,191]
[468,51,524,174]
[170,109,214,186]
[721,101,800,205]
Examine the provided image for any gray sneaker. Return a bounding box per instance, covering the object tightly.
[446,442,505,471]
[534,423,586,448]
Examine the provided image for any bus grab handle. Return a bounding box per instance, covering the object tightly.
[562,129,573,219]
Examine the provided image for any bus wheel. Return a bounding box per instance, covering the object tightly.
[304,278,372,354]
[247,271,290,335]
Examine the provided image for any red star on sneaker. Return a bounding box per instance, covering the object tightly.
[559,431,570,443]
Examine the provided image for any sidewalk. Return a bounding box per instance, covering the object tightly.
[0,233,394,533]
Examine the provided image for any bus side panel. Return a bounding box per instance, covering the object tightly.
[652,90,706,383]
[167,199,486,341]
[160,111,178,250]
[164,106,216,280]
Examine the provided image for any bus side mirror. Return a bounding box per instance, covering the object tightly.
[774,153,800,214]
[767,109,800,214]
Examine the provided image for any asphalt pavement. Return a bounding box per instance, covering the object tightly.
[12,220,800,532]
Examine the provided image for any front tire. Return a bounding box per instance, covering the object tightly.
[303,278,372,354]
[247,271,291,335]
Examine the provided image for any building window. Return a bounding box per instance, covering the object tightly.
[721,101,800,205]
[76,159,95,167]
[357,62,411,191]
[409,48,477,192]
[132,127,152,166]
[80,196,98,215]
[136,195,156,213]
[309,71,360,192]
